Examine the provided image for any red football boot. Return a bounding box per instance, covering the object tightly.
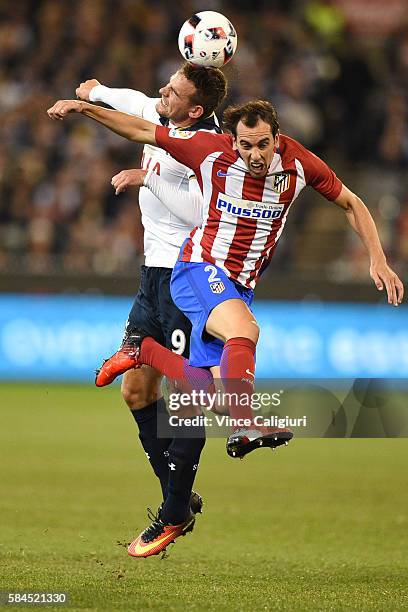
[95,332,143,387]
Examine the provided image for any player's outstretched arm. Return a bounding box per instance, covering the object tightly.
[47,100,157,145]
[76,79,149,117]
[334,185,404,306]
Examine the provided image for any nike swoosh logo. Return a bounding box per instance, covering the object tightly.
[245,369,255,378]
[217,170,229,177]
[129,530,180,556]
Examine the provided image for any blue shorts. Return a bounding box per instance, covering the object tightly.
[170,260,254,367]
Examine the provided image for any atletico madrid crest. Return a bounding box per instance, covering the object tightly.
[210,281,225,294]
[272,172,290,194]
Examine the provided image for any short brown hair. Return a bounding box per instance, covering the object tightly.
[223,100,279,138]
[181,62,227,119]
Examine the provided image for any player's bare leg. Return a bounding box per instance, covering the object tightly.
[206,298,259,345]
[121,366,162,410]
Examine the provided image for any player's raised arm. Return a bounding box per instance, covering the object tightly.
[334,185,404,306]
[47,100,157,146]
[76,79,150,117]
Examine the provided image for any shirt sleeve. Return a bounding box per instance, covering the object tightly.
[143,170,203,228]
[302,148,342,201]
[89,85,150,117]
[155,125,227,171]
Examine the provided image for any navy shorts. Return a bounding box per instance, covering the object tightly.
[126,266,191,358]
[170,260,254,368]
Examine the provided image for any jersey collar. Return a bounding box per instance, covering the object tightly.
[159,114,222,134]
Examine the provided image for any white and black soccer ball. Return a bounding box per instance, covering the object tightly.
[178,11,237,69]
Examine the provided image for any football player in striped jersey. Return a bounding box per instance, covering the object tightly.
[47,97,403,556]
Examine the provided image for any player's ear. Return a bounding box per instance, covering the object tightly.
[274,132,280,150]
[232,137,238,151]
[189,105,204,120]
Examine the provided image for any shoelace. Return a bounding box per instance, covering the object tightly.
[140,507,166,543]
[122,345,138,357]
[121,334,140,357]
[147,507,159,522]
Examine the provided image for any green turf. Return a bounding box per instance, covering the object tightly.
[1,383,408,611]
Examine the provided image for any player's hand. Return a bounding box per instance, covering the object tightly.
[76,79,101,101]
[111,169,148,195]
[47,100,83,120]
[370,259,404,306]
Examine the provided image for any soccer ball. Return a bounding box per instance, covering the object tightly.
[178,11,237,69]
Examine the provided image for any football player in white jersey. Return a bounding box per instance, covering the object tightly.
[74,64,227,555]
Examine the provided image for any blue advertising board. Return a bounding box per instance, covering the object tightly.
[0,294,406,381]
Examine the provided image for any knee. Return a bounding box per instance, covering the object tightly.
[225,318,260,344]
[121,376,158,410]
[207,301,260,345]
[241,318,260,344]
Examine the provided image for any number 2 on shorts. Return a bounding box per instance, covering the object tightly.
[204,264,221,284]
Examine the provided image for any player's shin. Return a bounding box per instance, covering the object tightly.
[160,418,206,525]
[130,398,172,501]
[219,337,256,428]
[140,337,214,393]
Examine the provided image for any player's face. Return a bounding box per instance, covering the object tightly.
[233,120,279,178]
[156,72,200,125]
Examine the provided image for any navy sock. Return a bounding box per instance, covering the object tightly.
[131,398,172,501]
[160,422,206,525]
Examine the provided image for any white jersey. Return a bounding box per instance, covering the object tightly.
[90,86,219,268]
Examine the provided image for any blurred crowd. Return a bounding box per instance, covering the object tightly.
[1,0,407,283]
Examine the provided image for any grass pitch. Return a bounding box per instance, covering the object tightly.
[1,383,408,611]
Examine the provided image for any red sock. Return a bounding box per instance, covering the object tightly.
[220,337,256,425]
[140,337,213,393]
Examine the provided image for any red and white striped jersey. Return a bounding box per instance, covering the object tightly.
[155,126,342,289]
